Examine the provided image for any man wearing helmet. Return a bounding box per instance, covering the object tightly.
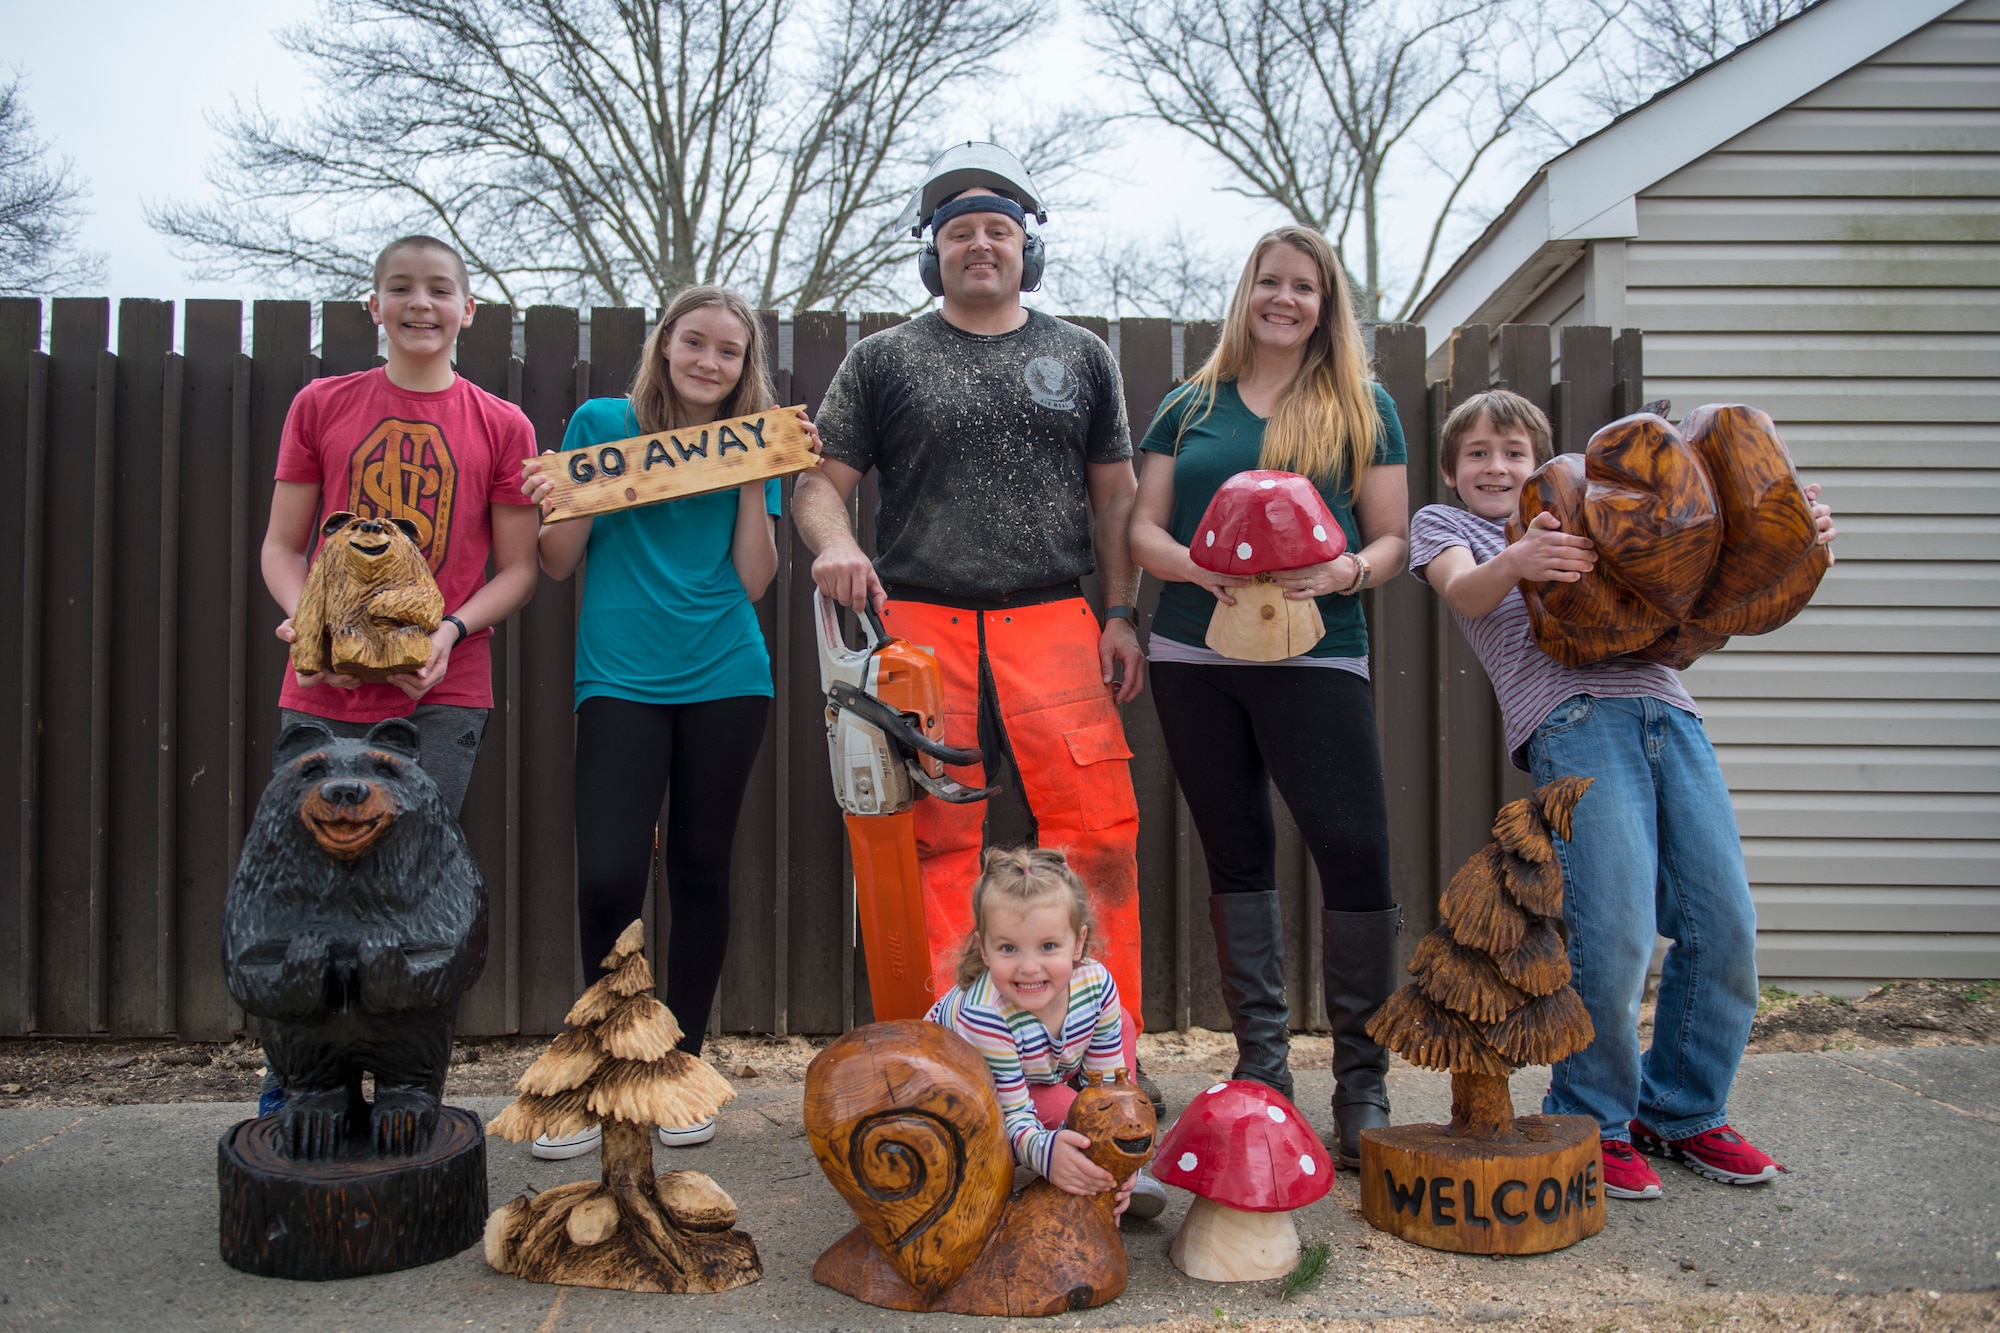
[795,143,1149,1054]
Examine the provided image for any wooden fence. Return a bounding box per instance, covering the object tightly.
[0,299,1641,1040]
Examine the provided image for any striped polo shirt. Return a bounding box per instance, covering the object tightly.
[925,959,1126,1177]
[1408,503,1700,769]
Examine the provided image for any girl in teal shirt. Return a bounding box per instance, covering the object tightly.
[520,286,819,1159]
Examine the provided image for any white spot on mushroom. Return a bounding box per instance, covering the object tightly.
[1236,541,1253,560]
[1300,1153,1317,1176]
[1258,478,1277,490]
[1205,530,1215,547]
[1178,1151,1198,1172]
[1266,1106,1286,1123]
[1207,1083,1227,1095]
[1313,524,1327,542]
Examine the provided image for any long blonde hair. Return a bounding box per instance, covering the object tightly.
[1177,226,1381,488]
[954,847,1101,989]
[627,286,776,434]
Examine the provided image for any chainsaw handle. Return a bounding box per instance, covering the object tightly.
[861,604,890,650]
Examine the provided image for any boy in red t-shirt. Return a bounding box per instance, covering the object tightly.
[262,234,540,814]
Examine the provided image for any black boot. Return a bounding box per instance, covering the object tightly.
[1210,890,1293,1101]
[1323,904,1403,1168]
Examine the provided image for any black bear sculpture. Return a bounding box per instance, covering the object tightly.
[223,717,487,1160]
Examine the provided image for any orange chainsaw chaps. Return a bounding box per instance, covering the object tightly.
[846,810,940,1021]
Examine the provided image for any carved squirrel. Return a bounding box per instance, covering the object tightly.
[291,511,445,682]
[804,1019,1156,1316]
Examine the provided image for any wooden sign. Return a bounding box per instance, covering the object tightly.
[539,405,817,522]
[1359,1114,1605,1255]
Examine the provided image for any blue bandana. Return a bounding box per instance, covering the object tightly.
[928,192,1028,234]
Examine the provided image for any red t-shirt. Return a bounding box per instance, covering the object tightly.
[274,367,537,721]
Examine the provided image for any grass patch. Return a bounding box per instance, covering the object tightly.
[1280,1239,1330,1301]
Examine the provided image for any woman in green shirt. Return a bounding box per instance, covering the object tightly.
[1129,226,1409,1166]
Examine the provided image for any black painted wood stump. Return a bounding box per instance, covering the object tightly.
[219,1106,488,1279]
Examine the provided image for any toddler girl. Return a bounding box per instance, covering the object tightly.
[926,847,1167,1219]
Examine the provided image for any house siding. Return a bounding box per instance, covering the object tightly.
[1629,0,2000,987]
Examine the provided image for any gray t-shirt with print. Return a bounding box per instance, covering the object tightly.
[814,310,1131,600]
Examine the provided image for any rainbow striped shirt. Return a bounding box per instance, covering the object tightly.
[925,959,1126,1177]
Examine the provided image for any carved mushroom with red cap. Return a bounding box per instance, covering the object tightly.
[1152,1079,1334,1281]
[1189,470,1347,661]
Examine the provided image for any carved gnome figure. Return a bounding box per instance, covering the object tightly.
[485,920,760,1293]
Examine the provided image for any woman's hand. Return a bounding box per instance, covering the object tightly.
[1806,482,1837,565]
[786,405,824,456]
[1045,1130,1117,1197]
[1269,557,1353,600]
[520,452,560,519]
[1182,549,1253,606]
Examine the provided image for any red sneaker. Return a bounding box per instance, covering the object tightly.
[1632,1120,1786,1185]
[1599,1138,1663,1200]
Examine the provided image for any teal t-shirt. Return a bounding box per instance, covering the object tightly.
[1139,380,1405,658]
[562,398,783,707]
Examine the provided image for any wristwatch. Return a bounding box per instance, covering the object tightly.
[443,613,469,644]
[1103,605,1138,626]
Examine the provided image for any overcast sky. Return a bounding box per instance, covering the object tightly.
[7,0,1559,320]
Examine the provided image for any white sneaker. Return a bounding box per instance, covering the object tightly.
[531,1123,602,1159]
[658,1117,716,1148]
[1125,1168,1169,1221]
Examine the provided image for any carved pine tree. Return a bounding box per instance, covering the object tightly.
[485,920,760,1292]
[1369,778,1597,1141]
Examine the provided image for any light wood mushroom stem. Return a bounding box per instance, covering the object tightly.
[1447,1071,1521,1141]
[1168,1195,1300,1282]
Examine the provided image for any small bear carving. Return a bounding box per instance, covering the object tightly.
[291,511,445,682]
[223,718,487,1160]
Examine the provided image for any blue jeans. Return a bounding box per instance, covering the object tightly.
[1527,694,1759,1141]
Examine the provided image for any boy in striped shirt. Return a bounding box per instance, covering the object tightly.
[926,847,1166,1218]
[1408,390,1834,1201]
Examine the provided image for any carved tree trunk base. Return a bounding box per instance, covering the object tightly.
[1358,1114,1605,1255]
[218,1106,487,1279]
[485,1122,761,1294]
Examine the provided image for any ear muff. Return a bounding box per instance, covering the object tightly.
[1020,233,1045,293]
[917,232,1047,296]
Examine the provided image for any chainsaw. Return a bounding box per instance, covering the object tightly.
[816,589,990,1020]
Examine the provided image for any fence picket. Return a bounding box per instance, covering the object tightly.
[0,306,1634,1037]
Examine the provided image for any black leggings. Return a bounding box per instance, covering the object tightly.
[1150,663,1394,912]
[573,694,770,1055]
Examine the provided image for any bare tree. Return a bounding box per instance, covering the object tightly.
[1586,0,1817,116]
[1084,0,1614,321]
[1040,224,1235,319]
[0,76,106,296]
[149,0,1045,311]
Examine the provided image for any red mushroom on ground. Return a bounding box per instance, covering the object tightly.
[1151,1080,1333,1281]
[1190,471,1347,661]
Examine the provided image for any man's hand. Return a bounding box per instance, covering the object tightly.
[276,617,360,690]
[1046,1129,1117,1197]
[386,624,458,701]
[811,538,887,616]
[1504,511,1596,583]
[1099,617,1145,703]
